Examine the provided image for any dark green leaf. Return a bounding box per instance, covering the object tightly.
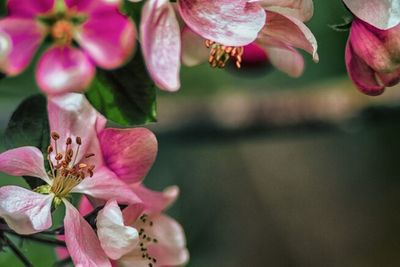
[4,94,49,189]
[86,47,157,126]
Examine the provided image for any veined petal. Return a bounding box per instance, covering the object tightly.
[259,11,318,62]
[97,200,139,260]
[0,186,52,235]
[343,0,400,30]
[181,26,209,67]
[259,41,304,77]
[36,45,95,95]
[98,128,157,185]
[71,166,142,205]
[141,0,181,91]
[178,0,266,46]
[7,0,55,18]
[76,8,136,69]
[345,40,385,96]
[65,0,121,14]
[377,68,400,87]
[0,147,50,184]
[63,200,111,267]
[0,18,45,76]
[256,0,314,21]
[47,93,105,167]
[349,19,395,73]
[131,185,179,213]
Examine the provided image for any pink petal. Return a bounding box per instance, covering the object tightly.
[71,166,142,205]
[345,40,385,96]
[261,41,305,77]
[349,18,395,73]
[0,18,45,75]
[181,26,209,67]
[178,0,266,46]
[147,214,188,266]
[242,42,269,66]
[97,200,139,260]
[47,93,104,166]
[98,128,157,185]
[63,200,111,267]
[122,203,144,226]
[0,186,52,235]
[343,0,400,30]
[141,0,181,91]
[131,185,179,213]
[259,11,319,62]
[76,8,136,69]
[0,147,50,184]
[256,0,314,21]
[377,68,400,87]
[148,243,189,266]
[65,0,121,13]
[7,0,55,18]
[36,45,95,95]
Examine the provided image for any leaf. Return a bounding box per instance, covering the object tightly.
[86,47,157,126]
[4,94,49,189]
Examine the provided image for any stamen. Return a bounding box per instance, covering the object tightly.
[205,40,244,69]
[45,133,96,200]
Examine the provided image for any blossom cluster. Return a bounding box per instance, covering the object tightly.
[0,0,398,266]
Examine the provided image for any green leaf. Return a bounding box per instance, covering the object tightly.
[86,47,157,126]
[4,94,49,189]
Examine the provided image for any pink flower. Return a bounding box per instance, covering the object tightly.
[181,0,318,77]
[63,192,187,266]
[97,200,189,267]
[345,18,400,95]
[0,93,160,266]
[343,0,400,30]
[0,0,135,95]
[136,0,266,91]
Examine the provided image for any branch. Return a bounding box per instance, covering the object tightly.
[1,233,33,267]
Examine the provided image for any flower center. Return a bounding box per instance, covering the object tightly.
[46,132,95,201]
[136,214,158,267]
[205,40,244,69]
[51,19,74,45]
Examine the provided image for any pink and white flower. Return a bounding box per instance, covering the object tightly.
[0,0,135,95]
[181,0,318,77]
[0,93,160,266]
[345,19,400,95]
[135,0,266,91]
[67,192,188,267]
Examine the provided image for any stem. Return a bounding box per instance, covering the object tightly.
[2,229,66,247]
[2,234,33,267]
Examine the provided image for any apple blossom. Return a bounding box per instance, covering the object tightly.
[181,0,319,77]
[345,18,400,95]
[0,0,135,95]
[0,93,162,266]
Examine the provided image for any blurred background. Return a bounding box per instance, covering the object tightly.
[2,0,400,266]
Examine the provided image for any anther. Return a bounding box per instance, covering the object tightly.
[55,153,63,161]
[47,145,53,154]
[85,153,95,158]
[51,132,60,140]
[76,137,82,145]
[66,137,72,145]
